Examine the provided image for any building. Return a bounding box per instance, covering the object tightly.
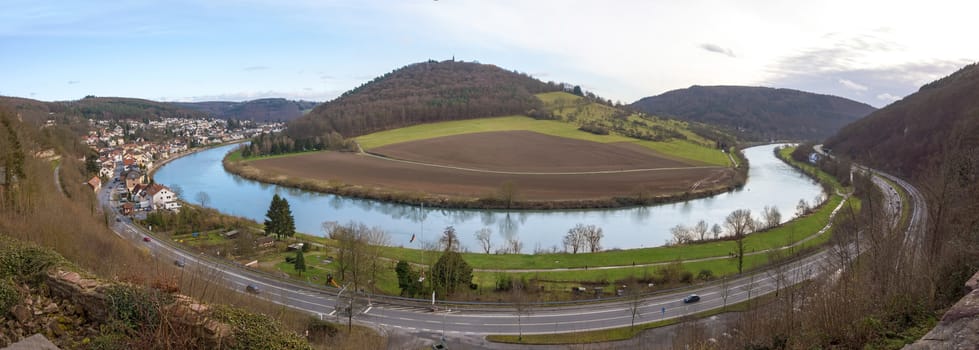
[141,183,178,210]
[85,176,101,192]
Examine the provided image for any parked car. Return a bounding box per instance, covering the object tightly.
[683,294,701,303]
[245,284,260,294]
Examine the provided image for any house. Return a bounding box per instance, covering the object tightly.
[99,165,114,178]
[121,202,134,216]
[85,176,101,192]
[141,183,178,210]
[124,171,143,194]
[255,236,275,248]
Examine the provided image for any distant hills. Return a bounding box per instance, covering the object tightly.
[0,96,317,122]
[287,60,562,139]
[629,86,876,141]
[174,98,318,122]
[825,62,979,177]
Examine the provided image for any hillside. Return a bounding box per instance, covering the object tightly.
[629,86,875,141]
[174,98,318,121]
[286,60,562,139]
[0,95,208,121]
[825,62,979,177]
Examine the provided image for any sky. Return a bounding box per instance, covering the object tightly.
[1,1,977,108]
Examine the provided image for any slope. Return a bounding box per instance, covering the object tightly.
[286,60,562,139]
[174,98,318,121]
[629,85,875,141]
[825,62,979,178]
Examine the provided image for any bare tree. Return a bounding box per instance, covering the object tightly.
[693,220,709,241]
[720,275,731,310]
[474,227,492,254]
[670,224,693,245]
[563,224,587,253]
[582,225,604,253]
[439,226,458,252]
[195,191,210,207]
[327,222,388,293]
[511,279,533,342]
[763,206,782,229]
[796,199,810,217]
[498,181,519,209]
[627,283,645,330]
[711,223,723,239]
[725,209,755,274]
[505,238,523,254]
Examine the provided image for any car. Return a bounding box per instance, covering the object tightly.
[115,218,121,222]
[174,260,186,268]
[143,236,151,242]
[683,294,701,304]
[245,284,260,294]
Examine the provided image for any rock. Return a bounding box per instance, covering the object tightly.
[42,302,58,314]
[903,270,979,349]
[11,305,31,324]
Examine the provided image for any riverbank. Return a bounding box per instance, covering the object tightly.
[147,139,249,180]
[221,147,748,210]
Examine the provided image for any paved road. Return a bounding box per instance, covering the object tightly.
[95,158,923,348]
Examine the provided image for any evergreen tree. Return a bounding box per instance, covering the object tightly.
[280,197,295,238]
[294,249,306,276]
[263,194,283,238]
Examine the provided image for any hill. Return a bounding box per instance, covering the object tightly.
[825,62,979,177]
[629,86,876,141]
[0,95,208,121]
[174,98,318,122]
[286,60,562,139]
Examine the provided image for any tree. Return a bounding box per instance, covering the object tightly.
[725,209,755,274]
[711,224,723,239]
[395,260,422,297]
[693,220,709,241]
[264,194,295,239]
[670,225,693,245]
[294,249,306,276]
[327,222,388,293]
[439,226,459,252]
[572,85,584,96]
[763,206,782,229]
[195,191,210,207]
[579,224,604,253]
[511,279,534,342]
[85,153,99,175]
[627,283,645,330]
[563,224,587,253]
[431,251,473,296]
[796,199,810,217]
[474,228,492,254]
[498,181,519,209]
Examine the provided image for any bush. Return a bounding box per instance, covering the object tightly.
[495,274,513,291]
[697,269,714,281]
[0,278,19,316]
[679,271,694,284]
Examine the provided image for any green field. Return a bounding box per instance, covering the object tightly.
[354,113,731,166]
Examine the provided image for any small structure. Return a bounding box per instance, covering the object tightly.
[85,176,101,192]
[287,242,305,251]
[255,236,275,248]
[121,202,134,216]
[223,230,239,239]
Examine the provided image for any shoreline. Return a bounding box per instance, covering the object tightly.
[221,148,748,210]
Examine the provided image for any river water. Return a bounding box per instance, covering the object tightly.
[154,144,822,252]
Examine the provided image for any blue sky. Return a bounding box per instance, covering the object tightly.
[2,1,977,107]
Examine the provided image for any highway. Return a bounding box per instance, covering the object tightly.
[97,154,925,348]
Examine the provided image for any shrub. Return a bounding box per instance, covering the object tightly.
[495,274,512,291]
[697,269,714,281]
[679,271,694,284]
[0,278,19,316]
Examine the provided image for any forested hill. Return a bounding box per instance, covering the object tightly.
[825,62,979,178]
[629,86,875,141]
[174,98,318,122]
[0,96,208,121]
[286,60,562,139]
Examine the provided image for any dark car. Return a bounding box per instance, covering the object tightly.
[683,294,701,303]
[174,260,186,268]
[245,284,260,294]
[115,218,121,222]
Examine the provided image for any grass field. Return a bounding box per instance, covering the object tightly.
[355,115,730,166]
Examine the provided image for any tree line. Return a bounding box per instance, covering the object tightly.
[238,131,355,158]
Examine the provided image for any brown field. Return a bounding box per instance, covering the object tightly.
[248,131,731,202]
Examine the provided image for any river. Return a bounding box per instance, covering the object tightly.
[153,143,823,252]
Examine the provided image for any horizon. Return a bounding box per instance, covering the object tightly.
[2,1,978,108]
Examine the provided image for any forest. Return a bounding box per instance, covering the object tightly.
[286,60,563,140]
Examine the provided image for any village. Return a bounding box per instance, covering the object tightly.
[80,116,284,217]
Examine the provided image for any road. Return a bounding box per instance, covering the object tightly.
[96,155,924,348]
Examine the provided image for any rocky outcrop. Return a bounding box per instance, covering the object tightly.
[903,270,979,349]
[1,269,234,349]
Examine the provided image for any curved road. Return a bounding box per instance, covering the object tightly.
[96,158,925,348]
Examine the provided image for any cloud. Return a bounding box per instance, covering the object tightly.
[876,93,900,102]
[764,34,970,107]
[243,65,269,71]
[699,43,736,58]
[838,78,868,91]
[179,89,340,103]
[67,80,80,84]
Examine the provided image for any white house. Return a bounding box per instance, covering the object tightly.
[139,183,179,210]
